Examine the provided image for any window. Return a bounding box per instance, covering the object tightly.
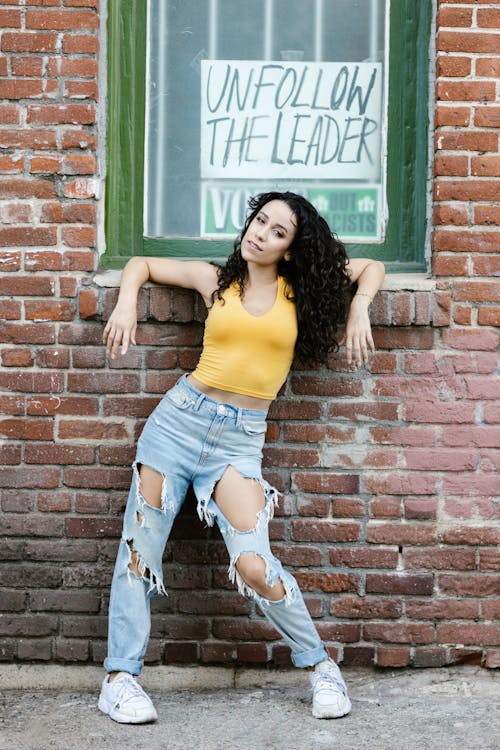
[104,0,432,271]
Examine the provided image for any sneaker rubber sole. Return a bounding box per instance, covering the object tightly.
[312,695,352,719]
[98,693,158,724]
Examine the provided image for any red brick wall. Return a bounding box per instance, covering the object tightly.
[0,1,499,670]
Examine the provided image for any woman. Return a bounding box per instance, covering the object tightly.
[99,192,385,724]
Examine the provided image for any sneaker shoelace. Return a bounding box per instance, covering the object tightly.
[311,669,346,696]
[113,675,149,706]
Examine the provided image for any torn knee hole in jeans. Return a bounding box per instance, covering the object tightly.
[211,478,279,536]
[133,461,175,516]
[127,539,150,578]
[125,538,167,596]
[228,551,296,607]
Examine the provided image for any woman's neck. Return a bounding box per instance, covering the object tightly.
[244,263,279,288]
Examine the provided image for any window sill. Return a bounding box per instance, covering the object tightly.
[92,270,435,292]
[87,272,448,327]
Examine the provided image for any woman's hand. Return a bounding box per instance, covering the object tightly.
[102,300,137,359]
[340,295,375,367]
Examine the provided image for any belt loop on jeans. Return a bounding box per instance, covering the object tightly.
[194,392,205,412]
[236,408,243,429]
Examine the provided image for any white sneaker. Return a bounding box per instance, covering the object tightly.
[98,672,158,724]
[310,659,352,719]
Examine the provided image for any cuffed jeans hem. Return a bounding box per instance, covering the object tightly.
[104,657,142,676]
[291,645,329,669]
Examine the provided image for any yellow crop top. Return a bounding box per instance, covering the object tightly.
[192,276,298,400]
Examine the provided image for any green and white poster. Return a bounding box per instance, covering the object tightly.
[201,183,381,242]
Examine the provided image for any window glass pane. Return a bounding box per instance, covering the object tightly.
[145,0,388,243]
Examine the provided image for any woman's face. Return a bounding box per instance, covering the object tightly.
[241,200,297,269]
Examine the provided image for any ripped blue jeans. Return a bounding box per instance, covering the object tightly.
[104,374,328,675]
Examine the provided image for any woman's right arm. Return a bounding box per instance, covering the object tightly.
[102,257,218,358]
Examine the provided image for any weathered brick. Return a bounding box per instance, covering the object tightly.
[369,496,400,518]
[291,520,360,542]
[11,55,44,77]
[65,517,122,538]
[485,650,500,669]
[437,6,473,27]
[436,55,471,77]
[474,206,500,228]
[292,472,359,494]
[437,624,500,647]
[63,466,131,490]
[62,33,99,54]
[25,443,95,465]
[61,616,107,638]
[62,225,96,247]
[476,7,500,28]
[434,154,468,177]
[478,307,500,327]
[25,540,97,562]
[67,372,140,393]
[434,132,498,153]
[27,395,98,416]
[295,571,358,593]
[25,300,75,321]
[200,642,234,664]
[442,527,500,546]
[2,32,58,52]
[439,573,500,597]
[30,590,100,612]
[363,473,437,496]
[0,641,17,661]
[342,647,375,666]
[331,597,402,620]
[329,547,398,569]
[263,446,320,468]
[376,646,410,668]
[0,103,21,125]
[0,445,23,468]
[364,622,435,644]
[1,347,31,365]
[437,80,496,102]
[26,9,98,30]
[27,103,95,125]
[177,593,249,616]
[0,561,63,588]
[480,550,500,571]
[58,419,128,441]
[18,640,53,661]
[366,523,437,546]
[366,574,434,596]
[438,30,500,54]
[55,639,90,662]
[164,642,199,664]
[0,590,26,611]
[0,467,59,489]
[0,154,25,173]
[291,375,363,397]
[476,56,500,77]
[413,647,448,668]
[75,492,109,514]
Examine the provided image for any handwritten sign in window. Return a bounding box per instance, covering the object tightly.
[201,61,383,181]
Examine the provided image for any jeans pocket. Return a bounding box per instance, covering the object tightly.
[240,417,267,436]
[164,386,194,410]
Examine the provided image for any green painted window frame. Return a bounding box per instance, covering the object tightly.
[103,0,432,272]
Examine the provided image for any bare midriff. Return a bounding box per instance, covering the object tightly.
[187,374,272,412]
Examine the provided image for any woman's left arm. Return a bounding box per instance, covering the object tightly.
[342,258,385,367]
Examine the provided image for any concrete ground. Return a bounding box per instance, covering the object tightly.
[0,665,498,750]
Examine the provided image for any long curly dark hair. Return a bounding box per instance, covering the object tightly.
[213,191,351,364]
